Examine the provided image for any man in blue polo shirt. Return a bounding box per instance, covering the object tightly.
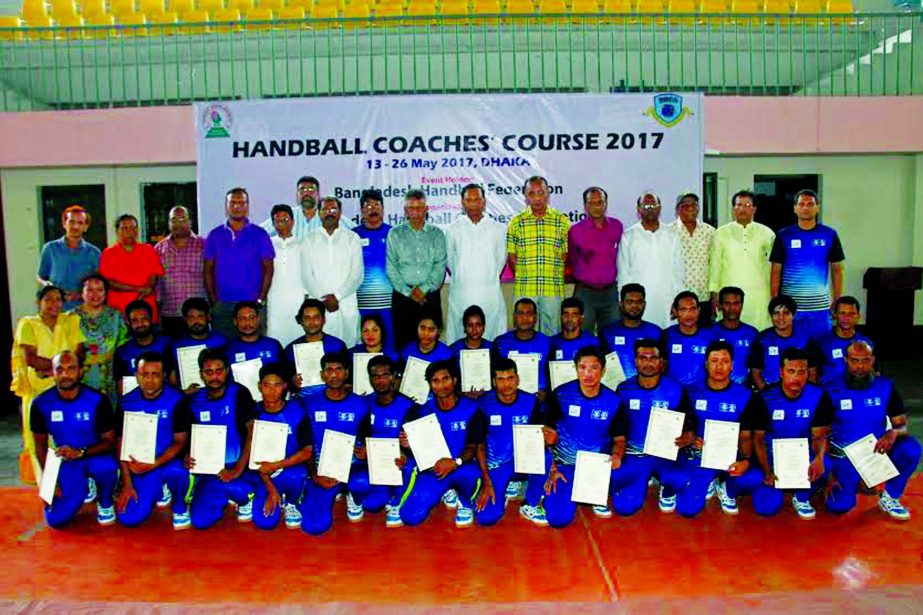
[227,301,285,373]
[598,283,662,381]
[493,298,552,400]
[549,298,599,361]
[169,297,227,394]
[31,351,118,527]
[748,295,820,391]
[37,205,101,311]
[204,187,275,340]
[825,341,921,520]
[814,296,874,385]
[770,189,845,339]
[712,286,759,385]
[284,298,348,398]
[662,291,715,386]
[115,351,192,529]
[114,300,174,396]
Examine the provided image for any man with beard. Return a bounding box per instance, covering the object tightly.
[227,301,285,371]
[261,176,355,238]
[549,298,599,363]
[115,300,174,397]
[711,287,759,385]
[155,206,207,337]
[300,196,363,348]
[169,297,227,394]
[598,283,662,382]
[354,189,395,346]
[825,341,921,520]
[31,351,118,527]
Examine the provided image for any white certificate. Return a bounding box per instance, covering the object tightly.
[248,419,290,470]
[643,407,686,460]
[231,358,263,401]
[602,351,627,392]
[403,413,451,471]
[190,423,227,475]
[352,352,381,396]
[366,437,404,486]
[177,344,206,389]
[459,349,492,392]
[121,375,139,396]
[772,438,811,490]
[549,360,577,391]
[294,341,325,387]
[844,433,900,489]
[571,450,612,506]
[39,448,63,505]
[120,412,158,464]
[317,429,356,483]
[399,356,431,404]
[513,424,546,475]
[509,352,540,394]
[700,419,741,471]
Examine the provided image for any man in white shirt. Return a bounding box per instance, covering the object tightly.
[445,184,508,342]
[616,192,684,328]
[267,204,309,346]
[300,197,364,347]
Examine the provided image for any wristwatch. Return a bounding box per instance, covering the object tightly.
[454,457,463,467]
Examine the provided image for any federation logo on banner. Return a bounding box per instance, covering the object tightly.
[645,93,692,128]
[203,104,232,139]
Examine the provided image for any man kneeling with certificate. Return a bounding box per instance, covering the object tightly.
[116,351,193,530]
[825,341,921,521]
[250,363,313,530]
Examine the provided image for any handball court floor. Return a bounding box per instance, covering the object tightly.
[1,478,922,613]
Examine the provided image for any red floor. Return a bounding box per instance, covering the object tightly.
[2,477,922,611]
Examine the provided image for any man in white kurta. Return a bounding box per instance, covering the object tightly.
[267,205,310,346]
[445,185,508,342]
[300,197,364,347]
[616,193,684,329]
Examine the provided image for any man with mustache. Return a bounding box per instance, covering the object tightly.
[260,176,355,238]
[354,189,395,347]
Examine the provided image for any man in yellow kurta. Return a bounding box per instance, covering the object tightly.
[708,190,775,330]
[11,286,86,484]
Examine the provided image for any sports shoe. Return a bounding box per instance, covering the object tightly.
[715,481,738,515]
[386,506,403,528]
[172,511,191,530]
[706,479,717,501]
[878,491,911,521]
[283,503,302,529]
[156,483,172,509]
[455,504,474,527]
[658,486,676,513]
[519,503,548,526]
[237,499,253,523]
[792,495,816,520]
[84,478,97,504]
[505,481,524,502]
[96,503,116,526]
[442,489,459,509]
[592,504,613,518]
[346,493,364,522]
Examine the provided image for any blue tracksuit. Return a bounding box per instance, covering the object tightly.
[283,334,348,398]
[814,329,875,386]
[662,325,717,387]
[493,330,553,392]
[598,319,662,381]
[747,327,820,387]
[712,321,759,385]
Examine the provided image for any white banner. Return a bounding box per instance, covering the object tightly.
[194,93,703,233]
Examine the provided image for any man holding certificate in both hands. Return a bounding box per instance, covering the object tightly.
[186,348,259,529]
[116,351,193,530]
[824,341,921,520]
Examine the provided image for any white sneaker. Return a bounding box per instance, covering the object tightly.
[706,479,717,501]
[455,504,474,527]
[346,493,364,522]
[237,499,253,523]
[442,489,459,509]
[878,491,911,521]
[658,486,676,513]
[519,503,548,526]
[156,483,172,509]
[386,506,403,528]
[715,481,738,515]
[283,503,302,529]
[84,478,97,504]
[172,511,191,530]
[592,504,613,518]
[96,503,116,526]
[792,495,816,520]
[504,481,524,502]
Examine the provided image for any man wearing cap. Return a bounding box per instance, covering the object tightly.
[670,192,715,327]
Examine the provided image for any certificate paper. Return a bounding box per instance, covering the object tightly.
[353,352,381,396]
[177,344,206,389]
[317,429,356,483]
[509,352,540,394]
[643,408,686,460]
[549,360,577,391]
[700,419,741,471]
[120,412,158,464]
[399,356,431,404]
[366,437,403,486]
[459,349,492,392]
[513,424,546,475]
[571,451,611,506]
[190,424,227,475]
[602,352,627,392]
[403,413,451,471]
[248,419,290,470]
[121,376,139,396]
[294,341,325,387]
[39,449,62,505]
[231,358,263,401]
[772,438,811,490]
[844,433,900,489]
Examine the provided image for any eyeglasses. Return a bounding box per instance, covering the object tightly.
[733,203,755,209]
[638,204,661,210]
[297,186,319,194]
[274,216,293,223]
